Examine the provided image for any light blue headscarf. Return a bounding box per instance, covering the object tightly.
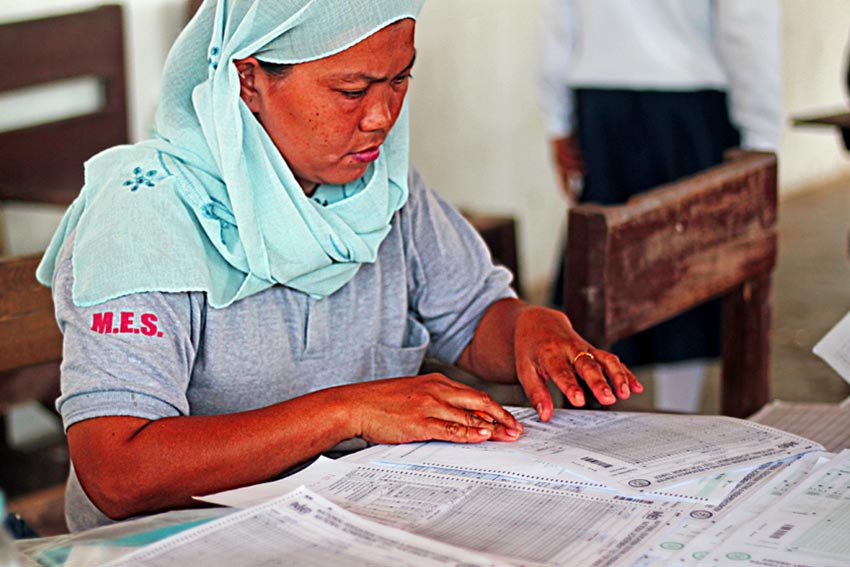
[37,0,425,307]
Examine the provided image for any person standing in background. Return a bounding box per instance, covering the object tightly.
[537,0,782,413]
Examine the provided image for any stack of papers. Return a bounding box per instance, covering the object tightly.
[79,409,850,567]
[750,399,850,452]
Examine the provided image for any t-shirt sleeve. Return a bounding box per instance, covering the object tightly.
[51,235,203,431]
[714,0,782,151]
[536,0,578,138]
[402,168,517,364]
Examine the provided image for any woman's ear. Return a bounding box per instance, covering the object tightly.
[234,57,262,112]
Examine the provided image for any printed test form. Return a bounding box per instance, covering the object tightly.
[475,408,822,492]
[750,400,850,452]
[105,487,510,567]
[346,444,820,567]
[202,456,686,567]
[696,450,850,567]
[668,452,828,566]
[348,437,764,506]
[196,409,828,567]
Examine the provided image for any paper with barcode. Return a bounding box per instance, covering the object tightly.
[345,436,762,507]
[813,308,850,385]
[666,451,828,566]
[694,450,850,567]
[202,453,687,567]
[449,408,822,493]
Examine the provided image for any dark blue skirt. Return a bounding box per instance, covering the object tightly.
[553,88,740,365]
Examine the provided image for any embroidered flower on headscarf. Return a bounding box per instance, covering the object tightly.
[208,46,221,71]
[123,167,159,192]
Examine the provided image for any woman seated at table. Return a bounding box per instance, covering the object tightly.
[37,0,642,532]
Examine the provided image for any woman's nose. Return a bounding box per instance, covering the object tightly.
[360,92,394,132]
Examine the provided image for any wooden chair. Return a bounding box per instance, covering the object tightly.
[463,213,523,299]
[0,255,62,416]
[0,254,67,535]
[564,151,778,418]
[0,5,128,205]
[0,5,129,535]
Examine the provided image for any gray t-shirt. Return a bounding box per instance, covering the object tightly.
[51,168,516,531]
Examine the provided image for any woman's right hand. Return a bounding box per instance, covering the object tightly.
[343,373,523,445]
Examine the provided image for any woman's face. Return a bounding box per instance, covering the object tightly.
[235,19,416,195]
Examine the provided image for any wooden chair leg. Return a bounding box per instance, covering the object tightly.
[721,275,772,418]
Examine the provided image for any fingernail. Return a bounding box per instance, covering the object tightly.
[478,428,492,437]
[536,403,544,415]
[620,384,630,397]
[603,387,613,399]
[505,428,519,438]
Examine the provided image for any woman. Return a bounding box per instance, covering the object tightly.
[37,0,641,532]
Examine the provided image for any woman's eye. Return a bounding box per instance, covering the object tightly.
[393,73,412,85]
[340,88,368,99]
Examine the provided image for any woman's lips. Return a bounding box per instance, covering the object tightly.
[350,146,381,163]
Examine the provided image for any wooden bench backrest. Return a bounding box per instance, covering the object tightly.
[0,5,128,205]
[565,151,778,418]
[0,254,62,414]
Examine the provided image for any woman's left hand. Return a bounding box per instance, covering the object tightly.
[514,305,642,421]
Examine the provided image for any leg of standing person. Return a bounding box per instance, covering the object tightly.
[572,89,738,413]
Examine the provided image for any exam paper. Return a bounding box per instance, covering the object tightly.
[105,487,509,567]
[481,408,822,492]
[346,440,754,506]
[197,409,823,567]
[346,445,815,567]
[198,456,360,509]
[668,452,827,566]
[632,456,814,567]
[206,454,689,567]
[750,400,850,452]
[696,450,850,567]
[813,308,850,385]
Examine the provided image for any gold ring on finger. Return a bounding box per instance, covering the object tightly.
[572,350,595,365]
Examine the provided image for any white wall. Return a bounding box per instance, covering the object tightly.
[413,0,850,297]
[409,0,563,302]
[4,0,850,298]
[780,0,850,191]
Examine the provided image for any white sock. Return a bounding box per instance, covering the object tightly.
[654,360,707,414]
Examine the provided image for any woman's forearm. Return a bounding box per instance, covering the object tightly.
[68,385,357,520]
[68,374,522,521]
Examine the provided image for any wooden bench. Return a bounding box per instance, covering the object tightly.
[463,213,523,299]
[0,254,67,535]
[0,4,128,205]
[564,151,778,418]
[0,4,130,535]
